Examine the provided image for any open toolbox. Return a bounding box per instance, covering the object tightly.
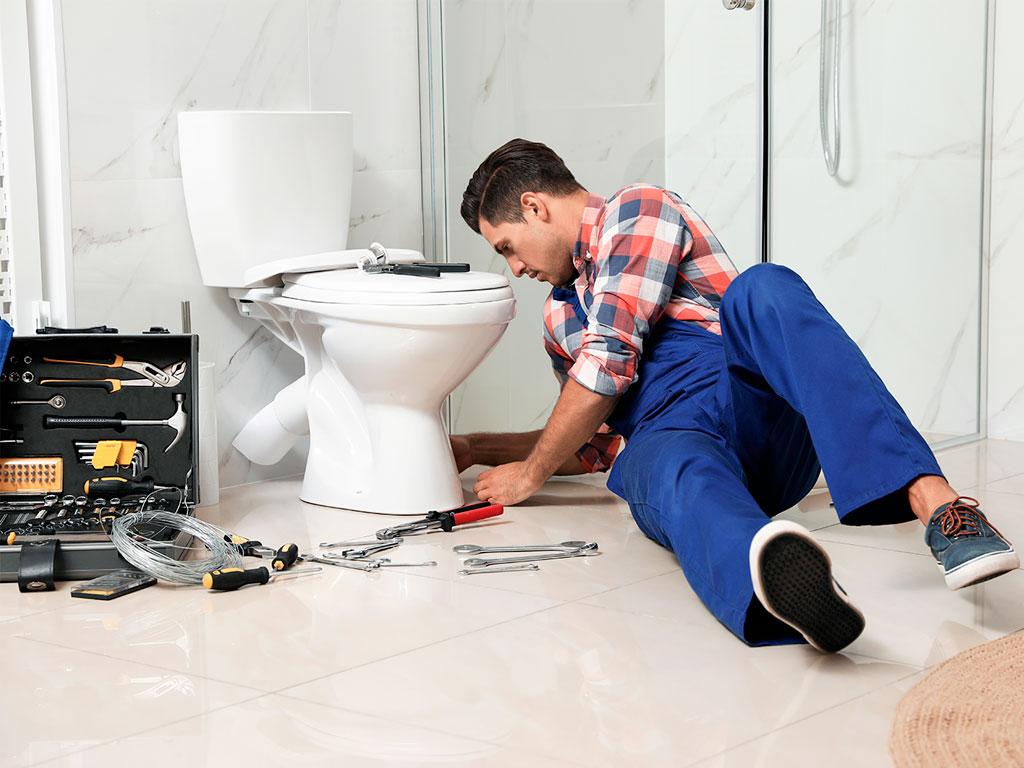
[0,331,200,584]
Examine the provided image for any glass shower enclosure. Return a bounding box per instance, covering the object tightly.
[420,0,992,450]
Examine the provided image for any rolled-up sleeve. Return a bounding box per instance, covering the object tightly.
[567,191,692,397]
[543,303,622,473]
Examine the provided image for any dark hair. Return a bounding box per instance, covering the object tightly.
[460,139,583,233]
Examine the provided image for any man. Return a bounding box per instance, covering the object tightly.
[450,138,1019,653]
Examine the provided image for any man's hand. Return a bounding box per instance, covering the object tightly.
[473,461,546,506]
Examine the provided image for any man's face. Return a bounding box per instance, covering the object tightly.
[479,196,577,287]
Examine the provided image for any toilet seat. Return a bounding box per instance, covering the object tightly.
[280,268,513,306]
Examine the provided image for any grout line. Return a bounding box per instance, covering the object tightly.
[26,689,276,768]
[28,687,587,768]
[270,597,575,696]
[277,604,925,768]
[679,666,926,768]
[814,536,933,558]
[969,476,1024,495]
[0,604,71,627]
[12,585,565,700]
[12,633,273,695]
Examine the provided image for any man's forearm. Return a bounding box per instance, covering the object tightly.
[527,379,619,479]
[466,430,589,475]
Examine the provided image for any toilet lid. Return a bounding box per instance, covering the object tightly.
[280,267,514,306]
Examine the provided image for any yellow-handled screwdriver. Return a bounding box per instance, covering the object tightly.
[84,476,174,497]
[271,543,299,571]
[202,565,321,591]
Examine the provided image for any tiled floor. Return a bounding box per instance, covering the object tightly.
[3,438,1024,767]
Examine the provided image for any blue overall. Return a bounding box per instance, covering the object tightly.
[557,263,945,647]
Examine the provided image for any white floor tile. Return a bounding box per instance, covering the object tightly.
[814,487,1024,556]
[827,541,1024,668]
[932,438,1024,490]
[282,602,918,768]
[686,669,927,768]
[202,474,680,604]
[4,439,1022,767]
[5,567,558,693]
[0,636,258,768]
[0,582,74,625]
[38,694,578,768]
[984,471,1024,496]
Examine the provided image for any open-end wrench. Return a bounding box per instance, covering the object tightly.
[459,563,540,575]
[462,549,602,568]
[332,539,403,559]
[453,540,592,555]
[301,554,380,572]
[374,560,438,568]
[318,552,437,568]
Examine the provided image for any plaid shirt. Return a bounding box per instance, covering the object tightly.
[544,184,739,472]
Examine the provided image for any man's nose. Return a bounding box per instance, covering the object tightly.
[509,258,526,277]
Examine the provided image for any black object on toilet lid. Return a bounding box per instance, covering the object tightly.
[280,267,513,305]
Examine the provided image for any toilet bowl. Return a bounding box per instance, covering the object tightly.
[178,110,516,514]
[273,267,514,512]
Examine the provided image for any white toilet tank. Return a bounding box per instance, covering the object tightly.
[178,111,354,288]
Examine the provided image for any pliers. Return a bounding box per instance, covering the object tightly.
[40,355,187,393]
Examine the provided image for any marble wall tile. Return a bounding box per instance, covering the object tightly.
[506,0,665,111]
[665,1,760,271]
[988,0,1024,440]
[62,0,310,182]
[62,0,424,488]
[308,0,421,174]
[70,178,310,487]
[768,0,987,438]
[349,169,424,249]
[446,0,667,436]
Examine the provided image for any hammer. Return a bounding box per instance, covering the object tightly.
[44,393,188,453]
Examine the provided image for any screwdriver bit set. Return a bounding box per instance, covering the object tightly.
[0,329,201,584]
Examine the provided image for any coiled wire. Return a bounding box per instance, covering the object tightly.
[110,510,242,584]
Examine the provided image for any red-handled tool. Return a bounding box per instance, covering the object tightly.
[377,501,504,539]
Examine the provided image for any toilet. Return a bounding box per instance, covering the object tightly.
[178,111,515,514]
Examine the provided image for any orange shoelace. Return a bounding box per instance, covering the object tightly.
[936,496,1004,539]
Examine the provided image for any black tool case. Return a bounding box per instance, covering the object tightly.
[0,332,200,582]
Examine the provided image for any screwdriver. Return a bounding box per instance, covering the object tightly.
[84,476,175,497]
[223,533,275,558]
[271,543,299,571]
[202,565,321,591]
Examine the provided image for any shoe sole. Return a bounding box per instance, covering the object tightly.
[940,548,1020,590]
[750,521,865,653]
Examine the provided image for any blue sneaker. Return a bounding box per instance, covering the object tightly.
[924,496,1019,590]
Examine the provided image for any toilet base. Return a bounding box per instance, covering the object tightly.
[300,370,468,515]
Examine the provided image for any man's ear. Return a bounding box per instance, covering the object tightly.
[520,192,550,222]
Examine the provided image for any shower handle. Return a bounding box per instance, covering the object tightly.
[722,0,756,9]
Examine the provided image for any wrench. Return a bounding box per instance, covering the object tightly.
[459,563,540,575]
[9,395,66,409]
[453,540,592,555]
[375,561,438,568]
[462,549,602,568]
[333,539,403,559]
[318,553,437,568]
[319,535,401,549]
[302,554,380,572]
